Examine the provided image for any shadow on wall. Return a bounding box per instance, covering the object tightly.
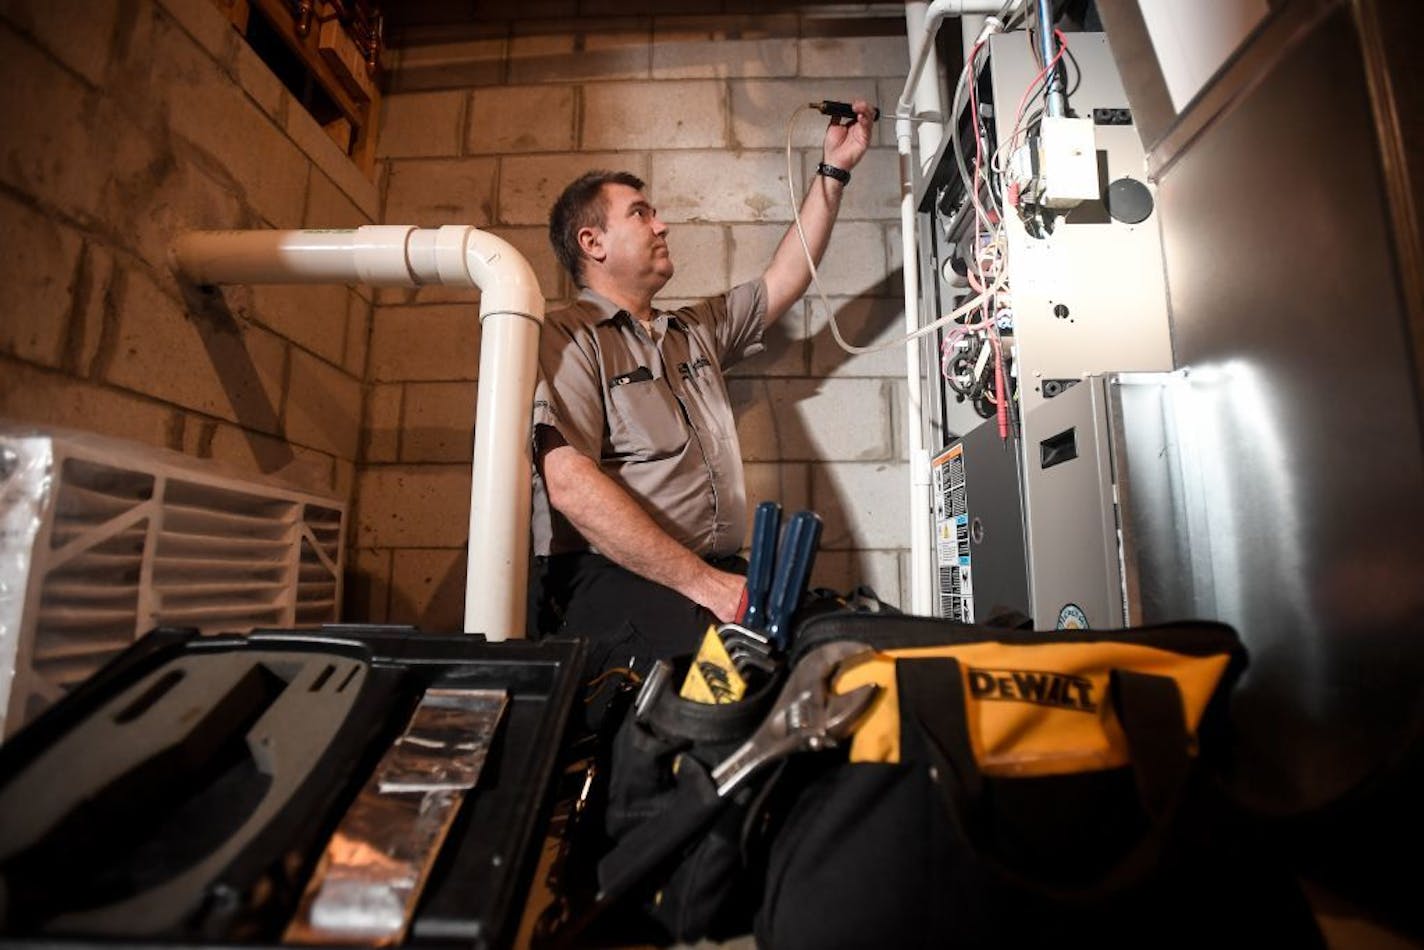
[730,266,906,607]
[177,281,295,472]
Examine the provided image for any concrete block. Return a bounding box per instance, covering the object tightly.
[728,219,891,308]
[305,169,370,228]
[885,220,904,298]
[808,297,907,378]
[285,349,362,459]
[0,25,110,227]
[725,305,808,378]
[1,0,121,86]
[346,547,392,623]
[0,354,177,450]
[498,152,648,227]
[402,381,477,463]
[383,157,496,226]
[727,223,782,287]
[0,190,82,369]
[151,13,309,228]
[729,377,895,462]
[730,79,881,150]
[204,422,336,495]
[141,17,309,229]
[243,284,348,366]
[811,549,902,609]
[468,85,575,154]
[354,464,472,547]
[800,147,899,221]
[234,40,285,120]
[344,290,371,377]
[151,0,237,67]
[652,150,789,223]
[651,15,798,79]
[818,221,893,296]
[799,24,909,78]
[583,81,727,151]
[66,243,115,377]
[389,547,467,632]
[374,285,482,307]
[364,383,402,463]
[284,103,379,220]
[387,33,506,93]
[369,304,481,382]
[509,21,650,83]
[660,225,727,299]
[740,461,810,545]
[334,455,355,500]
[377,90,465,158]
[106,268,287,432]
[811,460,909,550]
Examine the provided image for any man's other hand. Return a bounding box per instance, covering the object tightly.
[690,567,748,624]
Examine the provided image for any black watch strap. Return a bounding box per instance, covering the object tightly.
[816,162,851,185]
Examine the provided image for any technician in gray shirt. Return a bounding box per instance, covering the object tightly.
[531,99,873,663]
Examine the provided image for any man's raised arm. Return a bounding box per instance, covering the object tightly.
[761,98,875,324]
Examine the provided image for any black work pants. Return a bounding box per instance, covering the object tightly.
[530,552,745,679]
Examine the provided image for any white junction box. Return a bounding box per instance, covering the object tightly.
[1039,115,1100,209]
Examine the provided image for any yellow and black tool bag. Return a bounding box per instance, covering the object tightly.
[756,613,1322,949]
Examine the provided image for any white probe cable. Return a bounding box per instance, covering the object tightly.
[786,105,1008,356]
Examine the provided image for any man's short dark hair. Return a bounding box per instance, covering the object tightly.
[549,170,646,288]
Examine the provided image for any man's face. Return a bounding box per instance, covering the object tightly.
[587,183,673,291]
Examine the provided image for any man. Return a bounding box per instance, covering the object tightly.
[531,99,874,667]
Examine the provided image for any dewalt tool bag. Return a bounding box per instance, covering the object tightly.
[756,613,1322,949]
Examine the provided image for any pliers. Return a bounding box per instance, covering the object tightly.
[734,503,824,653]
[711,640,876,796]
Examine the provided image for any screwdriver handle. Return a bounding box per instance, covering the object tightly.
[741,501,781,629]
[765,511,823,651]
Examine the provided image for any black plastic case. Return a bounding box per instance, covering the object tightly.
[0,625,584,949]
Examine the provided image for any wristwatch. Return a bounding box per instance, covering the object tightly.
[816,162,851,185]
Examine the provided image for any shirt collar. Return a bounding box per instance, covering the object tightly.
[577,287,686,332]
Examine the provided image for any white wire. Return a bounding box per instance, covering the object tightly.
[784,105,1009,357]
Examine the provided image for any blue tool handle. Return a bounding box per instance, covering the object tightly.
[742,502,781,629]
[766,511,823,650]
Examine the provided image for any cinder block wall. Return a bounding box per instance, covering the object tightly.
[0,0,372,501]
[355,4,914,630]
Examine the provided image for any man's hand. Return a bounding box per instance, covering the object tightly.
[688,567,749,624]
[823,97,874,172]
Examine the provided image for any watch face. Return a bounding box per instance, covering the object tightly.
[1056,603,1089,630]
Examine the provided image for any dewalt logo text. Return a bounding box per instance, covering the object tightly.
[967,668,1098,712]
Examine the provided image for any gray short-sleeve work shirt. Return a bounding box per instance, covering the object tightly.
[531,280,768,559]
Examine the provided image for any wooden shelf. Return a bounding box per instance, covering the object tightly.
[213,0,384,175]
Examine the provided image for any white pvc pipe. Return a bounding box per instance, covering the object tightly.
[171,226,544,641]
[897,127,935,617]
[903,2,946,175]
[896,0,1007,125]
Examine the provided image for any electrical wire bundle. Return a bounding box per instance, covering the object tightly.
[940,14,1074,437]
[782,7,1073,444]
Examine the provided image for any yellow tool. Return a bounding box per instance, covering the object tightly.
[679,625,747,704]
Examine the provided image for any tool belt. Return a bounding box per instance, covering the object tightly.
[756,612,1322,949]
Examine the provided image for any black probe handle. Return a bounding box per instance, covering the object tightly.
[817,99,882,122]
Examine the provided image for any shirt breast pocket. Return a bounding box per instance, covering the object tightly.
[607,377,687,460]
